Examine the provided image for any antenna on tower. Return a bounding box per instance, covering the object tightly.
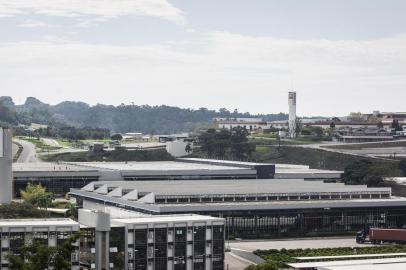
[290,74,294,91]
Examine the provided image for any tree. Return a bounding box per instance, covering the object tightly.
[111,133,123,141]
[198,128,217,157]
[198,127,254,160]
[245,262,279,270]
[342,160,388,186]
[230,127,255,160]
[8,233,81,270]
[185,143,192,154]
[301,126,324,137]
[295,118,303,134]
[330,121,336,129]
[399,159,406,177]
[21,184,53,209]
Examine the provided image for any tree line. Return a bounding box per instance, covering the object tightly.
[198,127,255,160]
[0,96,287,134]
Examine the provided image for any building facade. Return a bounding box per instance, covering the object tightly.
[0,213,224,270]
[0,219,80,269]
[69,179,406,240]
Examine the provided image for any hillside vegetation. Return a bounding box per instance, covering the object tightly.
[0,96,287,134]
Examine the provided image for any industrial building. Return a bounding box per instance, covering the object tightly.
[69,178,406,239]
[1,131,225,270]
[0,213,224,270]
[12,159,343,198]
[0,218,81,269]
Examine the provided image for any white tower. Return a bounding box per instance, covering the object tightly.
[0,127,12,204]
[288,92,297,138]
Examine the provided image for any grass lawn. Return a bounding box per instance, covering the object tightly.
[19,137,62,152]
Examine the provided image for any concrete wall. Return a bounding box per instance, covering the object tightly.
[0,128,12,203]
[166,140,191,157]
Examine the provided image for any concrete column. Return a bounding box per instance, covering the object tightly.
[95,231,110,270]
[0,127,12,204]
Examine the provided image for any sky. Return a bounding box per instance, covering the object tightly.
[0,0,406,116]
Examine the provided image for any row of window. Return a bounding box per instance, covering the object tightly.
[155,193,390,204]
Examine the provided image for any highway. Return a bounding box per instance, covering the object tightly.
[13,139,40,163]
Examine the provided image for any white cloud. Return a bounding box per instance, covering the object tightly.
[1,32,406,115]
[0,0,185,24]
[18,19,53,28]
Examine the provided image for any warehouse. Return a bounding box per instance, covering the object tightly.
[69,179,406,239]
[12,159,343,197]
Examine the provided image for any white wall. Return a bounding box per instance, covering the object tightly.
[166,140,191,158]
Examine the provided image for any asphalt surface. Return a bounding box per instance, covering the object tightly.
[14,139,40,163]
[12,143,18,159]
[229,237,363,252]
[225,252,253,270]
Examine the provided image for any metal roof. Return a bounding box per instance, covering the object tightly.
[0,218,79,227]
[73,161,248,171]
[295,253,406,261]
[94,179,386,196]
[287,257,406,269]
[112,214,223,225]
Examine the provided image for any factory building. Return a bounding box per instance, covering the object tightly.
[12,159,343,198]
[0,213,224,270]
[69,179,406,239]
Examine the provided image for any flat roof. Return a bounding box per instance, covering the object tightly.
[72,161,249,171]
[287,257,406,269]
[0,218,79,227]
[295,253,406,261]
[95,179,387,196]
[13,162,97,172]
[319,263,406,270]
[179,158,271,167]
[70,188,406,214]
[13,160,342,180]
[112,214,223,225]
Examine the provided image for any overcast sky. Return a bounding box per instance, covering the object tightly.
[1,0,405,116]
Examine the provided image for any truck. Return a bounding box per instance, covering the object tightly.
[356,228,406,244]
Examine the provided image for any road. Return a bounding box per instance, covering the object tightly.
[13,139,40,163]
[12,143,18,159]
[225,252,253,270]
[229,237,364,252]
[291,139,406,160]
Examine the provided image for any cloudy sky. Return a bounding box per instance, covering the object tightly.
[1,0,405,116]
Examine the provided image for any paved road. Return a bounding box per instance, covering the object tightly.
[225,252,253,270]
[292,139,406,160]
[14,139,40,163]
[12,143,18,159]
[229,237,364,252]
